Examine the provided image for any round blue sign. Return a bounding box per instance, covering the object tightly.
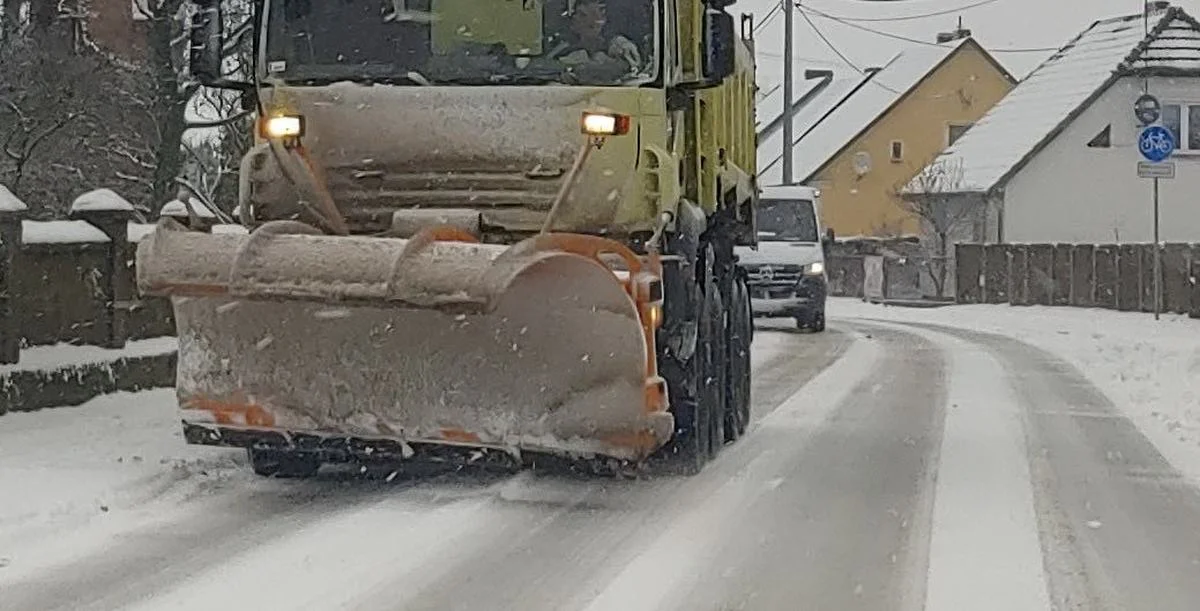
[1139,125,1175,162]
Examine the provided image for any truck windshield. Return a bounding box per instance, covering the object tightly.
[758,198,819,242]
[262,0,658,86]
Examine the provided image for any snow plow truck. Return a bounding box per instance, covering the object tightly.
[135,0,759,477]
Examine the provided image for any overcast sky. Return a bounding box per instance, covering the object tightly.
[744,0,1200,86]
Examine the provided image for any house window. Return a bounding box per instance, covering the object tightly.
[1160,103,1200,151]
[889,140,904,162]
[947,123,971,146]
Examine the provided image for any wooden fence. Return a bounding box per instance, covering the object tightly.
[955,243,1200,316]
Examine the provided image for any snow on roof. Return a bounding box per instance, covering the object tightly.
[755,77,825,134]
[764,38,971,186]
[70,188,134,213]
[0,184,26,212]
[22,220,111,244]
[757,75,872,184]
[908,5,1200,195]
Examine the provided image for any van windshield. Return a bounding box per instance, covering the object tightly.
[757,198,818,242]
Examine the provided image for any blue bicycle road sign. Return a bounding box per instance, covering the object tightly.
[1139,125,1176,162]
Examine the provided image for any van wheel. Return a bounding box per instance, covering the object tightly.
[796,310,826,332]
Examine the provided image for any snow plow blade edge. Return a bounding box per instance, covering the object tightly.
[136,220,673,462]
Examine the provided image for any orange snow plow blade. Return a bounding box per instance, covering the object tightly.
[136,220,673,462]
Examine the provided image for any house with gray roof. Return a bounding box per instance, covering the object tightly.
[905,2,1200,244]
[754,35,1014,237]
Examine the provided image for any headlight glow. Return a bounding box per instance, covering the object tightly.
[581,112,631,136]
[805,262,825,275]
[263,115,305,139]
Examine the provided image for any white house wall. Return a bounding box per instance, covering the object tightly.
[1003,76,1200,243]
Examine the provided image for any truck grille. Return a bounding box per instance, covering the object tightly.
[742,264,804,287]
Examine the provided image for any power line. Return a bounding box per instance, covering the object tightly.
[797,2,1061,53]
[755,0,783,33]
[811,0,1003,22]
[756,49,844,64]
[797,6,904,94]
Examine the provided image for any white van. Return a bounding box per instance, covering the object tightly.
[735,185,831,331]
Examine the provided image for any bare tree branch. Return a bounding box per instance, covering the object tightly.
[186,108,252,129]
[893,158,976,299]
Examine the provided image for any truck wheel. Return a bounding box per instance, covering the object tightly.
[248,448,321,478]
[725,275,752,441]
[702,274,727,455]
[662,258,724,475]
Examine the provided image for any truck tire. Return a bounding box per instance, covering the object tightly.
[662,251,725,475]
[702,273,727,455]
[248,448,321,478]
[725,274,752,441]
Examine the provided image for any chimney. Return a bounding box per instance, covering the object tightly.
[937,16,972,43]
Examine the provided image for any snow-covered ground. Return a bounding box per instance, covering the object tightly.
[0,389,242,557]
[2,304,1200,609]
[830,297,1200,487]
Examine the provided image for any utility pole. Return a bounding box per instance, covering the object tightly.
[782,0,794,185]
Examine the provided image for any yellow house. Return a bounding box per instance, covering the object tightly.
[757,37,1015,237]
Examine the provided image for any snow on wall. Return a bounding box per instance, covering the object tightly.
[0,184,27,212]
[70,189,134,213]
[127,222,247,242]
[911,6,1193,194]
[0,336,177,374]
[21,220,111,244]
[1004,75,1200,243]
[160,198,217,219]
[128,222,157,243]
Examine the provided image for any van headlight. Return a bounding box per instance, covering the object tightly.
[804,262,825,276]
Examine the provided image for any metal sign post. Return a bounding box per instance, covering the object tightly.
[782,0,794,185]
[1137,118,1174,320]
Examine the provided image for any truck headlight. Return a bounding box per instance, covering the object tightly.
[262,115,305,139]
[804,262,825,276]
[581,111,630,136]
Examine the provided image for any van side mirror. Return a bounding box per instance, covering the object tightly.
[189,0,224,86]
[702,9,736,82]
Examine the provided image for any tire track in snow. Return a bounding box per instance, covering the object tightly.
[0,479,407,611]
[659,323,947,611]
[119,475,544,611]
[0,327,852,611]
[569,324,887,611]
[873,321,1052,611]
[892,320,1200,611]
[346,326,855,611]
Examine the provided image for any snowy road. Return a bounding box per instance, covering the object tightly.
[3,307,1200,611]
